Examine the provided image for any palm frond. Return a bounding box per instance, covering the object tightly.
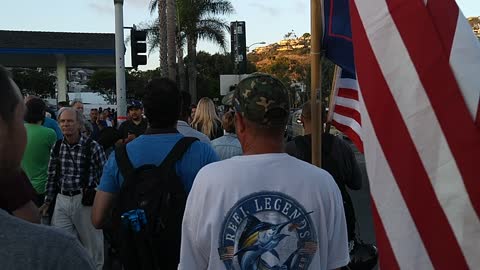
[196,17,230,51]
[201,0,234,16]
[149,0,158,14]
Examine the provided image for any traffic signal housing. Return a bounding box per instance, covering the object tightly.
[131,29,147,69]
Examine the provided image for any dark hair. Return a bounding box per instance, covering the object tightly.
[222,111,236,133]
[142,78,180,128]
[180,91,192,118]
[0,66,21,126]
[58,101,69,108]
[25,98,46,124]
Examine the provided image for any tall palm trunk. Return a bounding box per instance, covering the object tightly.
[177,44,186,92]
[187,35,198,103]
[158,0,168,77]
[166,0,177,81]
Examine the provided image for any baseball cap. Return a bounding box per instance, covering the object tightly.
[127,100,143,111]
[228,73,290,127]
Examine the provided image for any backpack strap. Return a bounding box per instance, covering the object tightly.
[115,144,135,181]
[53,139,63,157]
[81,138,93,188]
[52,140,63,192]
[158,137,199,171]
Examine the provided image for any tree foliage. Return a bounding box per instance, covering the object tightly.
[146,0,234,101]
[11,68,56,98]
[87,69,162,101]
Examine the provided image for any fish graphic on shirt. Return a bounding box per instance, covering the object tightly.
[234,213,312,270]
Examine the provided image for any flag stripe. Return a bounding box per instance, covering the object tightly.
[331,119,363,152]
[448,13,480,121]
[332,113,362,137]
[333,105,361,124]
[331,68,363,154]
[387,0,480,223]
[350,1,470,268]
[337,88,359,100]
[371,201,401,270]
[425,0,458,56]
[335,96,359,112]
[337,78,359,91]
[359,92,434,269]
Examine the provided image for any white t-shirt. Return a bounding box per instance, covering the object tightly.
[179,153,349,270]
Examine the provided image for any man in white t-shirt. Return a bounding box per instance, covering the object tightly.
[179,73,349,270]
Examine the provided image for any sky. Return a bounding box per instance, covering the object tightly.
[0,0,478,70]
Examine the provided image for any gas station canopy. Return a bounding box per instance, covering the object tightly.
[0,30,115,68]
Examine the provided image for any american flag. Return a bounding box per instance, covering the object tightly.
[330,69,363,153]
[323,0,480,268]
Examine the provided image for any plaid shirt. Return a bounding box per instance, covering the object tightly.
[45,136,107,202]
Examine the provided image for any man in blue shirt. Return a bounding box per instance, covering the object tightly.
[92,78,218,228]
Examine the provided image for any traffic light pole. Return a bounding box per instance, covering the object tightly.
[114,0,127,125]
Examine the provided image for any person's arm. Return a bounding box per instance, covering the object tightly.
[91,190,116,229]
[40,144,60,216]
[92,153,120,228]
[44,146,59,203]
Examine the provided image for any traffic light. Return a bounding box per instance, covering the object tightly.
[230,21,247,74]
[131,29,147,69]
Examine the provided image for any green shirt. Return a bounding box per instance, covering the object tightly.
[21,123,57,194]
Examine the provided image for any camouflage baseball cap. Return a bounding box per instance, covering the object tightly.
[231,73,290,127]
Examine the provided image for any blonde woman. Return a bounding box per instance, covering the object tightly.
[191,97,223,140]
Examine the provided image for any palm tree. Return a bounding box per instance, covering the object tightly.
[180,0,233,102]
[167,0,177,81]
[150,0,233,102]
[150,0,168,77]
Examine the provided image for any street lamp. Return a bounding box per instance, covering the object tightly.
[246,41,266,52]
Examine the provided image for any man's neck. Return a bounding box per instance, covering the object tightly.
[65,133,81,145]
[242,138,284,155]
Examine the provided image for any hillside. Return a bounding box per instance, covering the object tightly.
[247,34,312,85]
[468,16,480,37]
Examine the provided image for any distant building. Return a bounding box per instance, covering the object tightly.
[252,35,311,55]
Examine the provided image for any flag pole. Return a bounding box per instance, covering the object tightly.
[310,0,323,167]
[325,65,340,133]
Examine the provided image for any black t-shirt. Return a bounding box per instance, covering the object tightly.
[118,119,148,139]
[285,133,362,190]
[285,133,363,240]
[194,120,223,140]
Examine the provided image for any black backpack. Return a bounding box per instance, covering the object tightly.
[113,137,198,270]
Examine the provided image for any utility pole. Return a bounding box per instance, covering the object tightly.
[114,0,127,125]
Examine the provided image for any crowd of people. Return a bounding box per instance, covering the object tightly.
[0,64,367,270]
